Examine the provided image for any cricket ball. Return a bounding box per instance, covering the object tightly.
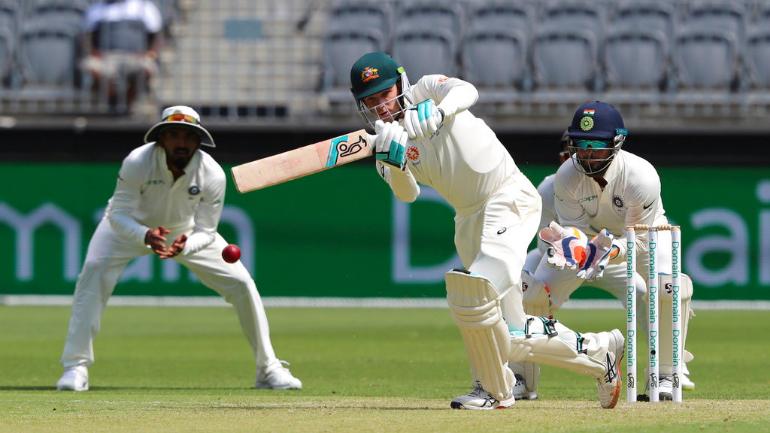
[222,244,241,263]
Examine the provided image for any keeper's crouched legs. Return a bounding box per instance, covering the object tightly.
[508,316,626,409]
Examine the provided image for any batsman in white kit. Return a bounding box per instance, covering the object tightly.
[56,106,301,391]
[519,101,695,400]
[350,52,625,409]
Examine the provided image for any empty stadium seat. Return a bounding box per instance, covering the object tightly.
[0,27,13,87]
[466,1,533,34]
[540,0,605,42]
[612,1,676,42]
[328,0,392,44]
[0,0,21,36]
[321,28,385,104]
[392,27,458,81]
[682,1,747,44]
[397,1,464,39]
[461,27,528,102]
[532,27,597,89]
[603,28,669,90]
[746,28,770,88]
[674,28,739,89]
[24,0,89,34]
[18,22,79,92]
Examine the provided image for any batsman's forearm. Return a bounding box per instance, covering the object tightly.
[377,161,419,203]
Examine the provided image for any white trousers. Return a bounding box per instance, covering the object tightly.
[60,219,280,372]
[454,172,542,330]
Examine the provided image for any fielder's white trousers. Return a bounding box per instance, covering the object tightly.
[60,219,280,372]
[454,172,542,330]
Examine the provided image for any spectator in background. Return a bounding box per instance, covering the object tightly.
[81,0,163,110]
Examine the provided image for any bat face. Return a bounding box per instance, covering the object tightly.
[231,129,374,193]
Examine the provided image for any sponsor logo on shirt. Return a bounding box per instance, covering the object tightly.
[146,179,165,185]
[579,195,597,203]
[188,186,200,195]
[613,195,624,208]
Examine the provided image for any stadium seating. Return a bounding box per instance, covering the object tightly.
[461,27,529,103]
[5,0,770,124]
[602,27,670,105]
[328,0,392,47]
[466,0,533,34]
[0,27,13,87]
[321,28,386,106]
[612,1,676,42]
[392,27,458,81]
[17,21,80,97]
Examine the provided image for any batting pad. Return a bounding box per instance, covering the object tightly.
[509,317,610,379]
[446,270,514,402]
[655,273,694,375]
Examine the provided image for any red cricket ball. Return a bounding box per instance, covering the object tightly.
[222,244,241,263]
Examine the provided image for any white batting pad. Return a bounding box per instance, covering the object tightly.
[509,316,612,379]
[446,270,514,402]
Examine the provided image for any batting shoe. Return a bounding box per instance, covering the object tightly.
[513,373,538,400]
[658,375,674,401]
[255,360,302,390]
[596,329,624,409]
[450,381,516,410]
[56,365,89,391]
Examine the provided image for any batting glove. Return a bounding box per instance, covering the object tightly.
[374,120,408,170]
[539,221,589,271]
[576,229,620,280]
[403,99,444,140]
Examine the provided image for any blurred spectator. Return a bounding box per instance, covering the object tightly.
[81,0,163,109]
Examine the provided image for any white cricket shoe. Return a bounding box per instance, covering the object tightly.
[681,373,695,390]
[255,360,302,390]
[513,373,538,400]
[56,365,89,391]
[659,375,674,401]
[450,381,515,410]
[596,329,624,409]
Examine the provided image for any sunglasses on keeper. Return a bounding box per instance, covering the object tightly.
[573,139,611,149]
[163,113,200,125]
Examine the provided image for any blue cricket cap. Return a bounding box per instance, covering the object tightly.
[567,101,627,141]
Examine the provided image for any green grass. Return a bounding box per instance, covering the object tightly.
[1,306,769,433]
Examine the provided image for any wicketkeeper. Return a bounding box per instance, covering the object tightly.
[518,101,696,401]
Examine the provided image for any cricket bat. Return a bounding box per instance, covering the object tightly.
[231,129,374,193]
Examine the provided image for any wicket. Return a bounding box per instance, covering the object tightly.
[625,224,682,403]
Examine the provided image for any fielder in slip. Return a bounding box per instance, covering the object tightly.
[520,101,696,401]
[55,106,301,392]
[350,51,625,410]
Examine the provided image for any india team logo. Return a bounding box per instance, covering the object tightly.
[580,116,594,131]
[406,145,420,162]
[361,67,379,83]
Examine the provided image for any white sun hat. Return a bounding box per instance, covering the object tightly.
[144,105,215,147]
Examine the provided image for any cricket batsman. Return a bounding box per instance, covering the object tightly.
[520,101,696,401]
[350,52,625,409]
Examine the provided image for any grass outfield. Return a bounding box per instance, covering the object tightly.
[1,306,769,433]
